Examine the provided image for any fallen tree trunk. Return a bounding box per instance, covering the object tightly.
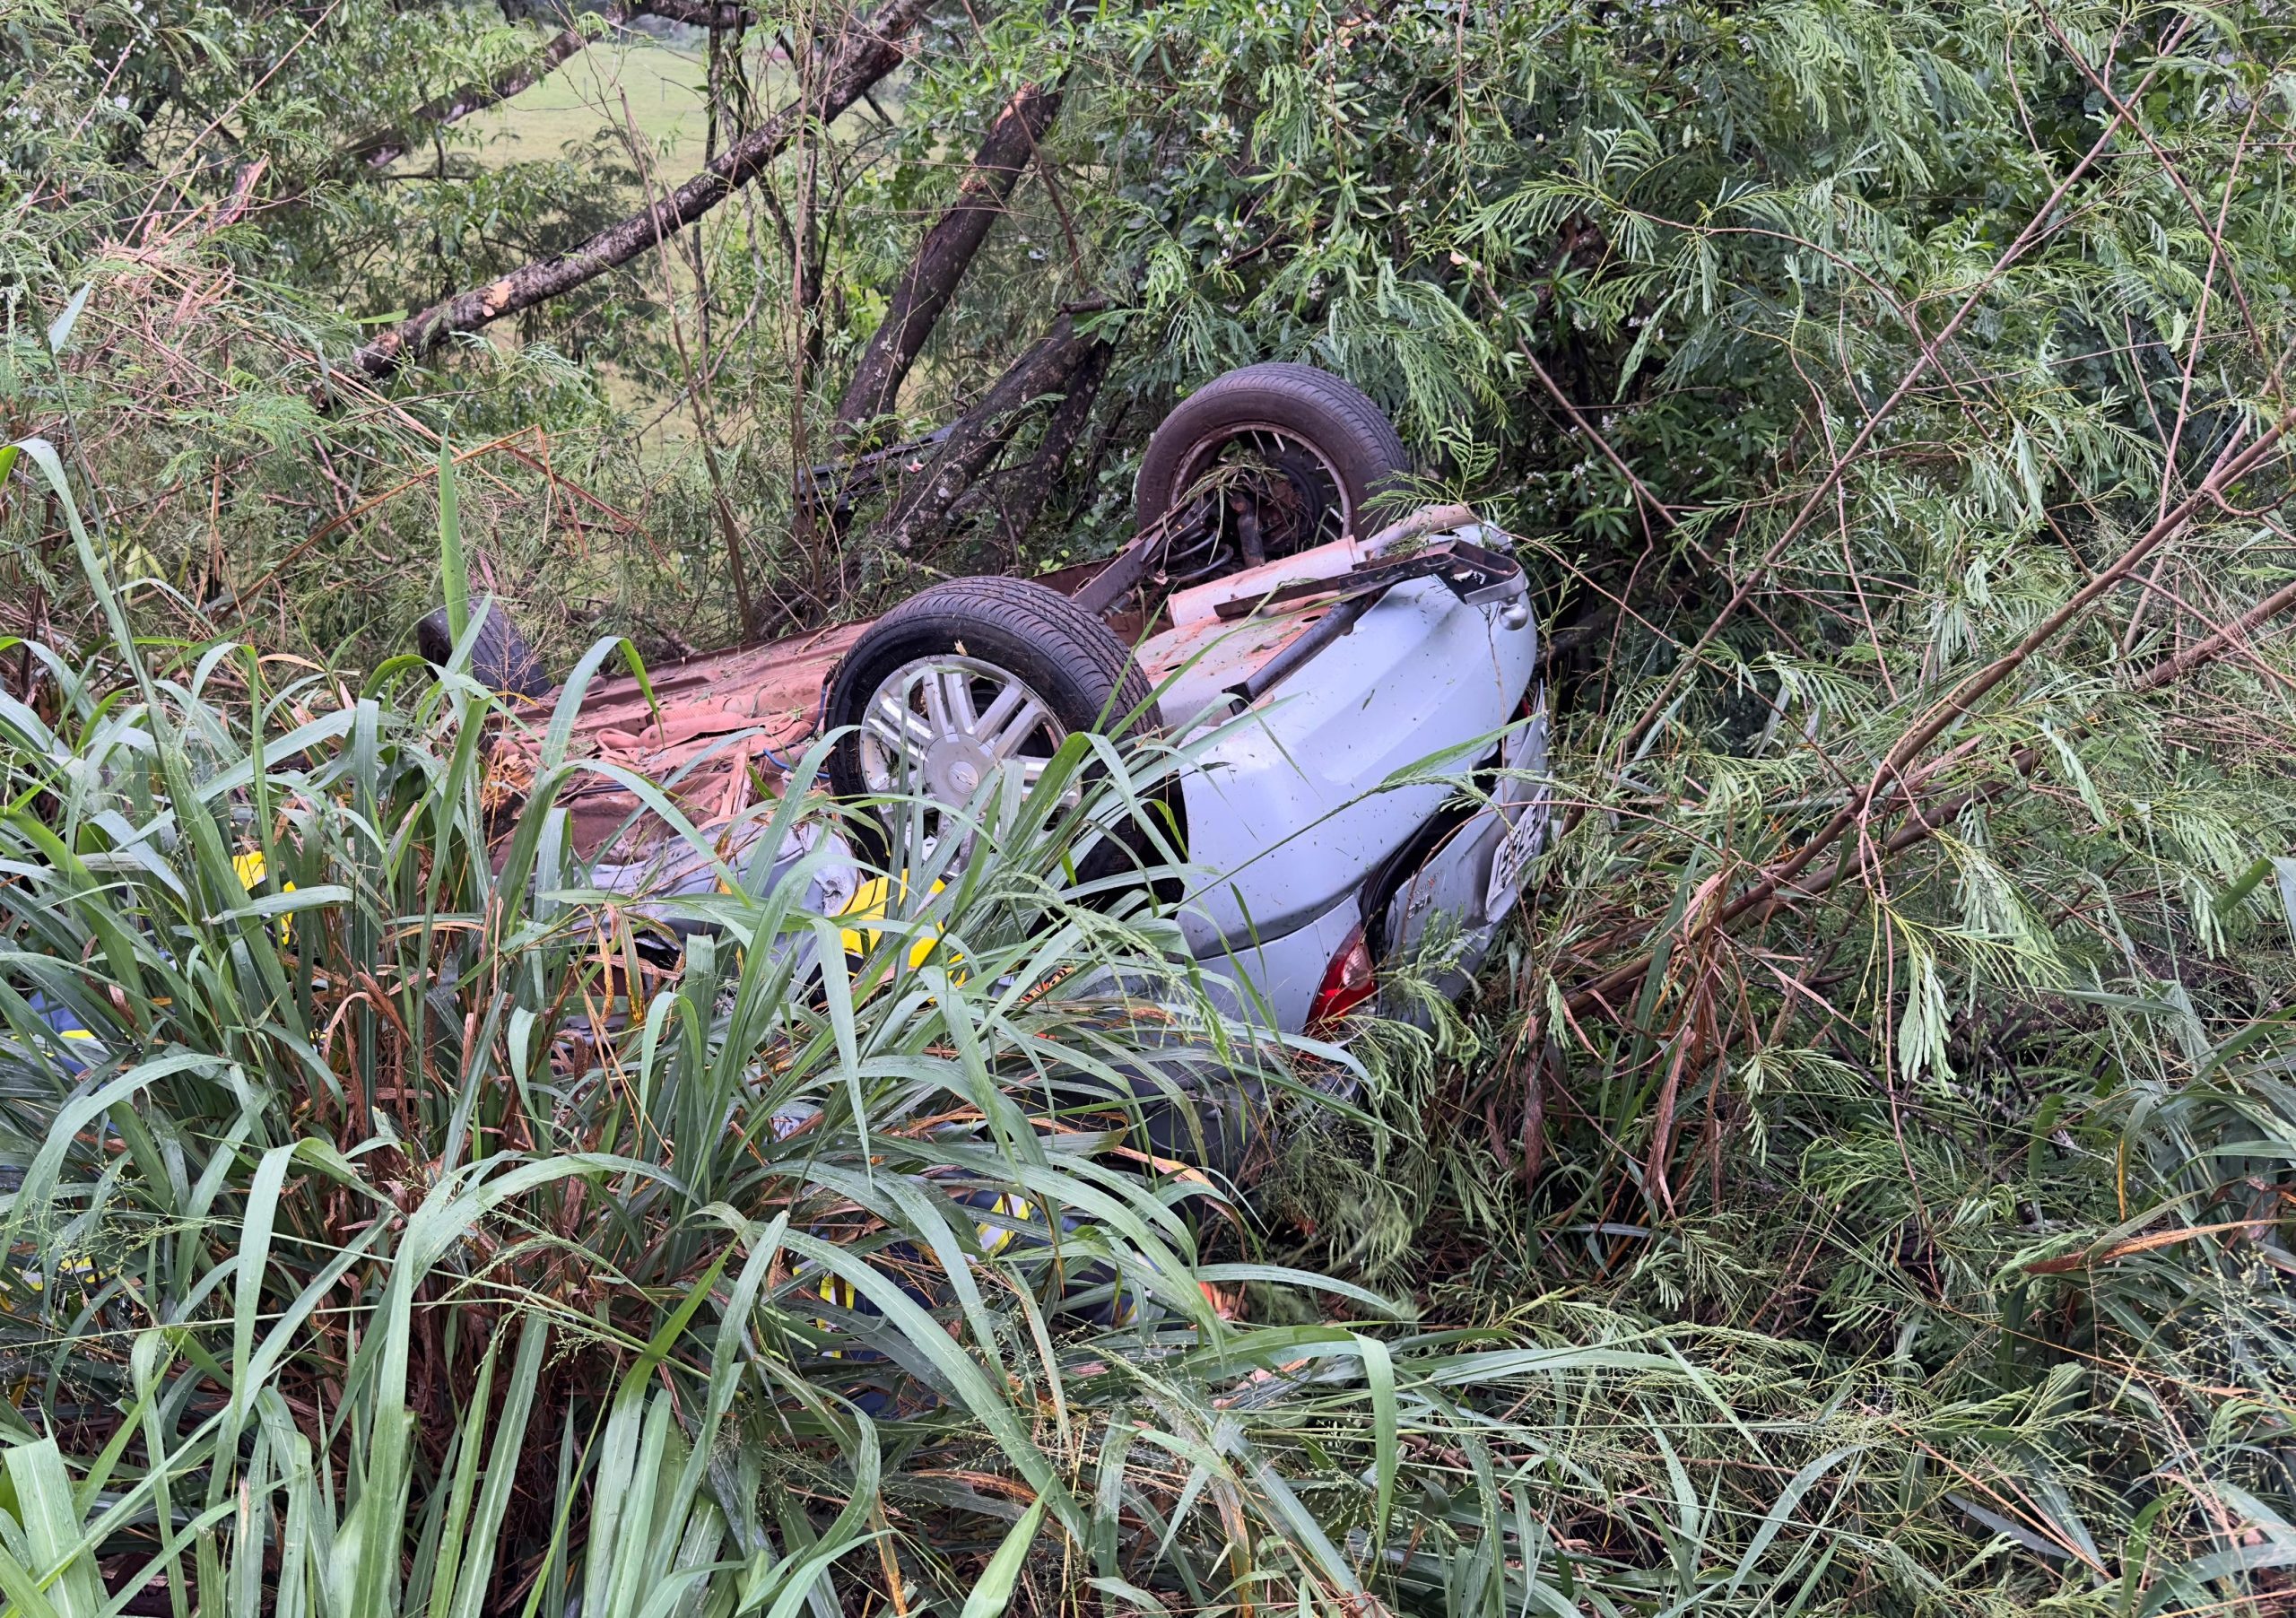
[875,306,1107,554]
[640,0,755,25]
[834,80,1064,439]
[349,0,928,377]
[342,0,757,172]
[344,22,606,170]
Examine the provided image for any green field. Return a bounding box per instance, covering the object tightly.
[461,33,710,167]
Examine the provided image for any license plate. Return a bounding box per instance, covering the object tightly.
[1483,697,1550,922]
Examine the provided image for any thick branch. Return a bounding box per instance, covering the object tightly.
[344,15,613,171]
[834,81,1063,439]
[876,306,1105,553]
[643,0,757,26]
[944,335,1111,535]
[349,0,926,376]
[1736,418,2289,914]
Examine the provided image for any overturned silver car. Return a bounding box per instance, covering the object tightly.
[438,362,1551,1093]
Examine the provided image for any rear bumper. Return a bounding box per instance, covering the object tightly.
[1187,697,1550,1036]
[1374,815,1509,1025]
[1190,892,1366,1035]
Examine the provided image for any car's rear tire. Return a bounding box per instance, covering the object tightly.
[1032,1052,1270,1182]
[824,578,1178,885]
[415,598,549,698]
[1134,361,1410,561]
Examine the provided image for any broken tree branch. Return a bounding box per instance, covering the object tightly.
[1741,417,2289,900]
[641,0,757,26]
[834,79,1065,440]
[348,0,927,377]
[945,333,1111,545]
[1565,414,2296,1019]
[875,304,1107,554]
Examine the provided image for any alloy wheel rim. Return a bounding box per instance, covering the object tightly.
[857,655,1073,814]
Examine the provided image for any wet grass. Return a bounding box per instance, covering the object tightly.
[457,31,710,169]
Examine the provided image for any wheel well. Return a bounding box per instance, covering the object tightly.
[1357,738,1502,961]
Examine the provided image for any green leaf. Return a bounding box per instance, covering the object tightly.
[958,1495,1048,1618]
[439,439,467,643]
[2272,857,2296,945]
[4,1439,103,1618]
[1354,1333,1396,1546]
[46,285,91,355]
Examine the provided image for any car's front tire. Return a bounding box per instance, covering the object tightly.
[823,576,1178,884]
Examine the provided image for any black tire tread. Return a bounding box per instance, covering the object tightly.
[415,597,548,698]
[823,577,1174,886]
[1135,361,1410,537]
[860,576,1157,735]
[1188,361,1409,472]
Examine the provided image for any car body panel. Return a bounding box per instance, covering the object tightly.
[526,506,1544,1036]
[1150,571,1538,954]
[1191,890,1366,1034]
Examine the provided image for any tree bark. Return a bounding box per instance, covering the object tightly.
[348,0,929,377]
[640,0,755,25]
[944,333,1109,541]
[344,16,610,170]
[876,306,1106,553]
[833,80,1063,439]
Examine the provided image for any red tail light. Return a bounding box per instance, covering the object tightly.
[1306,925,1376,1036]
